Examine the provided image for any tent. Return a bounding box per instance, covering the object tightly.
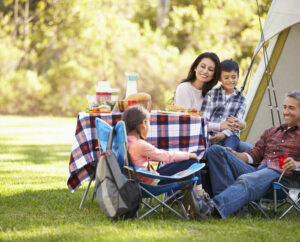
[241,0,300,144]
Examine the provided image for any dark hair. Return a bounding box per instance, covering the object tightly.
[220,59,239,75]
[121,105,150,139]
[286,90,300,107]
[180,52,220,97]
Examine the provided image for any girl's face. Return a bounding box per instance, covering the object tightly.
[194,58,215,83]
[140,118,150,139]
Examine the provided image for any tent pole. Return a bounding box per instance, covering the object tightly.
[256,0,282,126]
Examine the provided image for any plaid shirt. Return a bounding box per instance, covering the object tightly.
[246,125,300,177]
[200,86,246,136]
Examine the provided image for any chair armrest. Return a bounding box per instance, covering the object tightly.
[124,163,205,181]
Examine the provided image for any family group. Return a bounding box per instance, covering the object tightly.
[121,52,300,219]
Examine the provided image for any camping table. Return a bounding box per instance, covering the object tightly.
[67,111,209,192]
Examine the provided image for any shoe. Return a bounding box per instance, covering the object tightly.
[181,188,214,220]
[196,188,210,202]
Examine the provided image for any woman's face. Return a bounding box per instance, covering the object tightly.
[194,58,216,83]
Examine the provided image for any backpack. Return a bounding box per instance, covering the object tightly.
[94,129,141,219]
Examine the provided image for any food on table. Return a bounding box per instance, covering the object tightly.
[125,92,151,102]
[165,105,186,113]
[98,104,111,112]
[187,108,202,116]
[118,92,152,112]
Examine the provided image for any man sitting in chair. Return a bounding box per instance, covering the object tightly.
[200,90,300,218]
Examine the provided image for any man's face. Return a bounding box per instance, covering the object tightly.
[283,96,300,127]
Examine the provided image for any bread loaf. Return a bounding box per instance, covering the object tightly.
[118,92,152,112]
[125,92,151,101]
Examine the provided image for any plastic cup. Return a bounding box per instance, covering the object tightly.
[278,154,288,169]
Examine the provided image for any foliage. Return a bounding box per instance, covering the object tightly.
[0,0,272,116]
[1,115,300,241]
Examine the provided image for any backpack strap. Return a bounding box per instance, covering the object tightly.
[106,128,114,150]
[126,151,140,184]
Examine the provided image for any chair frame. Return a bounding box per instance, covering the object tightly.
[273,181,300,219]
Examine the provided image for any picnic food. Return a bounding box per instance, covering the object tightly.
[165,105,186,113]
[98,104,111,112]
[187,108,202,116]
[125,92,151,102]
[118,92,152,112]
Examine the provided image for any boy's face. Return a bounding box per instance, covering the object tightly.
[220,70,238,94]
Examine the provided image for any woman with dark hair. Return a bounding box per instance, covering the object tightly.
[175,52,221,110]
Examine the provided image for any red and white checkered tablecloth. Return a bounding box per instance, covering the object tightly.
[67,111,208,192]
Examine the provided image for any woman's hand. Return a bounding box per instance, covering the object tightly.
[209,131,226,144]
[189,153,199,162]
[283,157,300,171]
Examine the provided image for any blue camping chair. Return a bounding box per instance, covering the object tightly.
[250,170,300,219]
[273,174,300,219]
[112,119,205,219]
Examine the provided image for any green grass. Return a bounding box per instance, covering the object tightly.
[0,115,299,242]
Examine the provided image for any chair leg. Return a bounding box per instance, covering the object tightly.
[79,179,93,209]
[249,201,270,219]
[138,187,185,219]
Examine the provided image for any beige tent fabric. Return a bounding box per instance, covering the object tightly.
[243,23,300,144]
[253,0,300,57]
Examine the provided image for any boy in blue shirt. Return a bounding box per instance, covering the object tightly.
[201,59,247,151]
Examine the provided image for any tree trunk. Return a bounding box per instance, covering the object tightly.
[157,0,169,28]
[13,0,19,42]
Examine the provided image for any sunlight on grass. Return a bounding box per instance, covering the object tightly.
[0,115,300,242]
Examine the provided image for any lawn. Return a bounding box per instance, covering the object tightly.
[0,115,299,242]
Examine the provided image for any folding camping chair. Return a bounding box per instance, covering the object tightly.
[113,119,205,219]
[273,170,300,219]
[250,169,300,219]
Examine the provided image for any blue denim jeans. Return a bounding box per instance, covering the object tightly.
[237,141,253,152]
[157,158,201,185]
[221,134,240,151]
[206,144,300,218]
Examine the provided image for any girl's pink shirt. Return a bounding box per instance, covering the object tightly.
[127,135,189,183]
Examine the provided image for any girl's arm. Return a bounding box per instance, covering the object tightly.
[142,141,190,163]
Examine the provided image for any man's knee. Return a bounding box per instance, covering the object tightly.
[206,144,227,167]
[206,144,225,158]
[236,173,261,200]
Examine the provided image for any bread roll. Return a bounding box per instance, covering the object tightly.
[125,92,151,101]
[165,105,186,112]
[98,104,111,112]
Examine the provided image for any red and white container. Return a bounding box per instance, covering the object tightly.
[96,81,119,103]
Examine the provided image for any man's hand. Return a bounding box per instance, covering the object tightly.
[209,131,226,144]
[283,157,300,171]
[225,147,249,163]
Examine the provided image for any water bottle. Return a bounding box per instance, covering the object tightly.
[125,72,138,98]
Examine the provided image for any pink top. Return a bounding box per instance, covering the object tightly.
[127,135,189,184]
